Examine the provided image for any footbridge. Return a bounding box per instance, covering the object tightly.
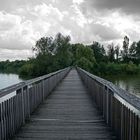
[0,67,140,140]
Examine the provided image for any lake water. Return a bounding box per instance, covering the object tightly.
[104,75,140,97]
[0,73,24,90]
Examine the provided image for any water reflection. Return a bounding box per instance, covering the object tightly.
[104,75,140,97]
[0,73,23,90]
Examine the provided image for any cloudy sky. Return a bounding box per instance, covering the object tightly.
[0,0,140,60]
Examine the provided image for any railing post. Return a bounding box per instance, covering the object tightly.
[0,103,4,140]
[106,88,109,124]
[129,108,132,140]
[21,88,25,125]
[138,117,140,139]
[27,86,30,119]
[42,80,45,101]
[1,102,6,140]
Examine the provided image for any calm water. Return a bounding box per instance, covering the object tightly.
[105,75,140,97]
[0,73,24,90]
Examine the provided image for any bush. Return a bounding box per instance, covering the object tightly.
[19,63,34,77]
[93,62,140,76]
[76,57,93,72]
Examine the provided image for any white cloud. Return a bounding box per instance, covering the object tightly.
[0,11,21,31]
[34,3,64,21]
[93,11,140,42]
[0,12,37,50]
[71,5,88,28]
[73,0,85,5]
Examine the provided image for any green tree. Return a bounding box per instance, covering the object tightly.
[115,45,120,62]
[129,42,137,57]
[51,33,71,54]
[122,36,129,62]
[136,41,140,58]
[108,43,115,62]
[129,41,140,64]
[75,44,95,63]
[53,33,72,68]
[33,36,53,55]
[76,57,93,72]
[89,41,106,62]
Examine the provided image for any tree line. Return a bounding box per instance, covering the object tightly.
[0,33,140,77]
[0,60,26,74]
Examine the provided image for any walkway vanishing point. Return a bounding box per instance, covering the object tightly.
[0,67,140,140]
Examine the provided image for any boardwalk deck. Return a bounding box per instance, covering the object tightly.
[12,69,117,140]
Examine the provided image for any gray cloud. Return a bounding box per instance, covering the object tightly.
[0,37,32,50]
[0,0,45,11]
[90,23,121,41]
[83,0,140,15]
[0,0,72,12]
[0,48,33,61]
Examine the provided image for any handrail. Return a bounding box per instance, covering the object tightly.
[77,67,140,140]
[78,67,140,112]
[0,67,71,140]
[0,67,69,98]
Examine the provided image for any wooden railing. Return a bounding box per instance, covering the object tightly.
[0,67,70,140]
[77,67,140,140]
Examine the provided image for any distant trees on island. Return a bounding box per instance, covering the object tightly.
[0,33,140,78]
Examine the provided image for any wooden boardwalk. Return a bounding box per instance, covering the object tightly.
[12,69,117,140]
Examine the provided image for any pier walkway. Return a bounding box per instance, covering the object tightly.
[12,69,116,140]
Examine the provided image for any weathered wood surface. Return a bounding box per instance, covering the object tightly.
[12,69,116,140]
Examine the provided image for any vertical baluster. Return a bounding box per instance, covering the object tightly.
[0,104,2,140]
[138,117,140,140]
